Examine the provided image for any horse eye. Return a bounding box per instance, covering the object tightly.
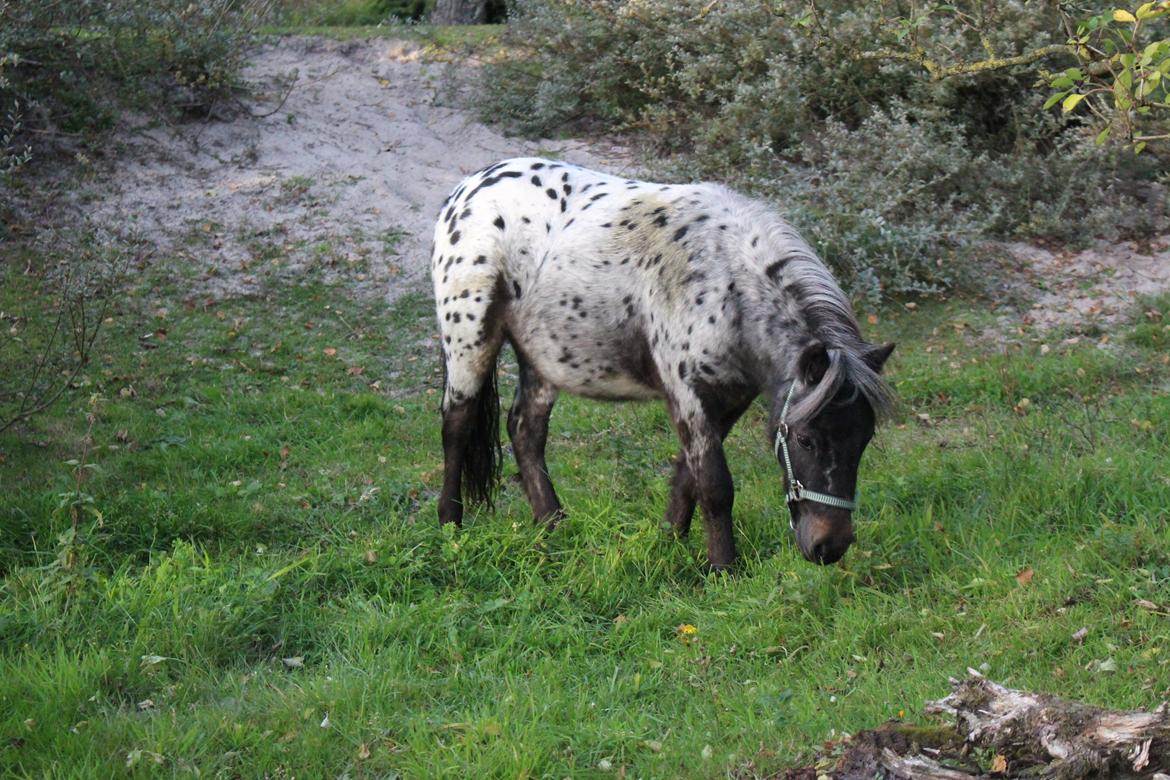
[796,433,814,450]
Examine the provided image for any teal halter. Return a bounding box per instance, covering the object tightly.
[774,381,859,525]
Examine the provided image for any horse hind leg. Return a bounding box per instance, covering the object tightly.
[507,355,563,525]
[437,276,507,527]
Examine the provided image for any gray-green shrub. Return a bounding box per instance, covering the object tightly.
[481,0,1168,299]
[0,0,271,182]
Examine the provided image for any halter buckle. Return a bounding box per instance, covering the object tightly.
[790,480,804,501]
[779,422,789,439]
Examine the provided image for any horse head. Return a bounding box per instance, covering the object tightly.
[774,341,895,564]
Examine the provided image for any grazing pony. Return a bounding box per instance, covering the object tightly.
[431,159,894,569]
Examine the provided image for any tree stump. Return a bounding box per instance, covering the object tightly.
[922,669,1170,778]
[780,671,1170,779]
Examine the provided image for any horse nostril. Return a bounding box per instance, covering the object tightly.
[811,540,829,564]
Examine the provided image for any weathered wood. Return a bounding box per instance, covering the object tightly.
[878,749,990,780]
[925,670,1170,778]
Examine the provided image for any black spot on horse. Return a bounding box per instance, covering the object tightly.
[450,231,461,245]
[751,236,759,248]
[531,175,542,186]
[653,214,668,227]
[563,184,572,195]
[673,225,689,242]
[765,259,789,280]
[464,170,523,202]
[590,192,607,202]
[474,255,488,265]
[531,162,545,170]
[494,216,506,230]
[678,362,688,379]
[546,188,558,200]
[512,280,522,298]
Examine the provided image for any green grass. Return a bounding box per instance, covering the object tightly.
[3,238,1170,778]
[259,21,505,49]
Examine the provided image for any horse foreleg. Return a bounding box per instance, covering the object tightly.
[664,455,697,536]
[664,400,751,540]
[690,441,737,571]
[507,357,563,525]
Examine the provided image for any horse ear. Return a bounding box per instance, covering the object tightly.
[798,342,830,385]
[864,342,896,373]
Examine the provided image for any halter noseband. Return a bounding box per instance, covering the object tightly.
[774,381,859,526]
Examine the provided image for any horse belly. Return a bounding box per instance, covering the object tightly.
[506,301,662,401]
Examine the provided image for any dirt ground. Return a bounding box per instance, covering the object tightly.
[41,36,633,302]
[28,36,1170,329]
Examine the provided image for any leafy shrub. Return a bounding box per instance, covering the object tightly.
[481,0,1169,299]
[0,0,271,184]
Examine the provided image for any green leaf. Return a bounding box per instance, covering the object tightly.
[1134,141,1147,153]
[1062,93,1087,112]
[1052,77,1075,89]
[1043,92,1067,109]
[1095,127,1112,144]
[1113,8,1137,22]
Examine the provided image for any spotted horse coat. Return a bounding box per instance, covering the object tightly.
[431,158,894,570]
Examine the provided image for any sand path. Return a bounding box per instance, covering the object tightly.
[67,36,633,301]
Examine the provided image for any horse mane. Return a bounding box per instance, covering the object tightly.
[757,218,896,427]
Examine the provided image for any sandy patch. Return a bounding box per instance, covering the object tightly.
[48,36,634,301]
[990,236,1170,334]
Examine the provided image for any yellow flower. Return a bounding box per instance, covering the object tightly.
[676,624,698,642]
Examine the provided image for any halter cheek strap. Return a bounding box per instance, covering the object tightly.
[774,381,859,524]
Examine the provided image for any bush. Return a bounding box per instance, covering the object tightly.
[480,0,1169,299]
[0,0,271,184]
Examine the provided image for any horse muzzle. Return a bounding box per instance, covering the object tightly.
[794,511,855,565]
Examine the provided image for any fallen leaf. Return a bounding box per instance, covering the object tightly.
[282,656,304,669]
[1135,599,1162,612]
[1095,657,1117,673]
[357,743,371,760]
[1072,626,1088,644]
[323,347,337,357]
[991,753,1007,773]
[1015,566,1034,586]
[364,550,377,565]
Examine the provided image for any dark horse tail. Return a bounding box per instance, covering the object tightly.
[462,369,502,507]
